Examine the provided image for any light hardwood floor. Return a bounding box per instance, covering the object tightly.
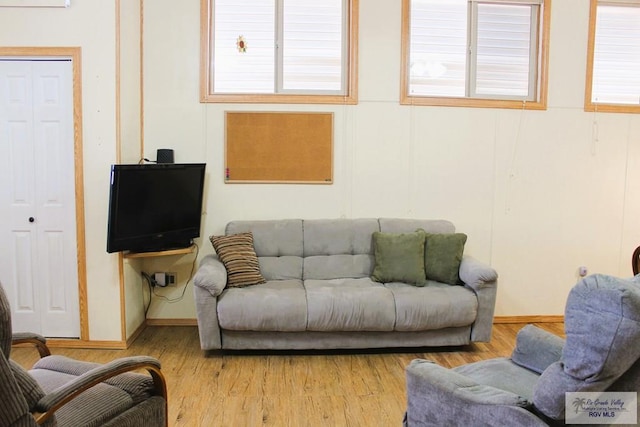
[11,323,564,427]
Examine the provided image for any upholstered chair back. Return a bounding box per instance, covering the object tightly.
[0,281,13,358]
[533,274,640,420]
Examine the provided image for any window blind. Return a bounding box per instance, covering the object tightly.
[408,0,539,100]
[213,0,276,94]
[592,3,640,105]
[474,3,533,98]
[409,0,467,97]
[281,0,344,92]
[212,0,346,95]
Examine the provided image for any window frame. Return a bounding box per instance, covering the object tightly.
[400,0,551,110]
[200,0,359,104]
[585,0,640,113]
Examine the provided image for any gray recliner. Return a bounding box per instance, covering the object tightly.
[0,283,168,427]
[404,274,640,426]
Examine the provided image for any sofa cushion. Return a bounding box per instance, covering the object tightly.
[209,232,266,288]
[303,218,378,256]
[258,256,303,281]
[305,278,396,331]
[227,219,303,257]
[304,254,373,280]
[303,219,379,280]
[385,282,477,331]
[227,219,304,280]
[423,232,467,285]
[371,230,427,285]
[217,280,307,331]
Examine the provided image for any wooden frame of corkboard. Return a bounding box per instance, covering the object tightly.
[224,111,333,184]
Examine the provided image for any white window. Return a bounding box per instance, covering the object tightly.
[201,0,358,104]
[586,0,640,112]
[401,0,550,109]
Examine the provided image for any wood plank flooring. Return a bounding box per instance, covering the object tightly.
[11,323,564,427]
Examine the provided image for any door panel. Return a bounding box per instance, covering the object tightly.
[0,59,79,338]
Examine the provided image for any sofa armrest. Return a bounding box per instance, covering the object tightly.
[404,359,547,427]
[193,254,225,350]
[459,255,497,290]
[193,254,227,297]
[459,256,497,342]
[511,325,564,374]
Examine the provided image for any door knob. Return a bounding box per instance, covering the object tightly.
[28,217,35,223]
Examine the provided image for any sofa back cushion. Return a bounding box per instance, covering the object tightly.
[303,219,379,280]
[224,218,459,282]
[226,219,303,280]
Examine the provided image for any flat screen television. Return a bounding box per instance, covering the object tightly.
[106,163,206,253]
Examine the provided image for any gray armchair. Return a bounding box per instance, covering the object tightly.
[0,283,168,427]
[404,274,640,426]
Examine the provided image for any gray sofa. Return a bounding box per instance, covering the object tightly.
[193,218,498,351]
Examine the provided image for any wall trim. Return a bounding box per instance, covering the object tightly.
[494,315,564,324]
[145,318,198,327]
[126,321,147,347]
[41,339,128,350]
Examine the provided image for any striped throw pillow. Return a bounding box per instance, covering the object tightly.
[209,232,266,288]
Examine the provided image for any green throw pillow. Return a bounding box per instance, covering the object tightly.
[371,230,427,286]
[422,231,467,285]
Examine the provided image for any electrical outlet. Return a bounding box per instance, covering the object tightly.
[153,272,177,287]
[578,266,588,277]
[166,272,177,287]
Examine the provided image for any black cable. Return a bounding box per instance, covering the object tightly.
[152,242,200,303]
[140,271,155,317]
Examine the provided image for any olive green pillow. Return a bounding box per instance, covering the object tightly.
[422,232,467,285]
[371,230,427,286]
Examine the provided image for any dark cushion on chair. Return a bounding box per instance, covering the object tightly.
[102,396,167,427]
[33,355,155,404]
[30,368,134,427]
[0,352,32,426]
[9,360,46,410]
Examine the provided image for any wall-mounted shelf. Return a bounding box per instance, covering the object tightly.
[123,244,196,259]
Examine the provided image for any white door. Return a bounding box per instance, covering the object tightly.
[0,59,79,338]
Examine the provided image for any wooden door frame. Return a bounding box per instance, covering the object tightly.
[0,47,88,342]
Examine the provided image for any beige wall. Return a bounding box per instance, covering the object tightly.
[2,0,640,341]
[142,0,640,319]
[0,2,121,340]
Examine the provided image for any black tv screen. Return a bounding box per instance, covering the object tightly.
[106,163,206,253]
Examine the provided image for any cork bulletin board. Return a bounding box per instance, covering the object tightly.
[224,111,333,184]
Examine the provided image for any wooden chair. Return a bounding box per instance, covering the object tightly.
[633,245,640,275]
